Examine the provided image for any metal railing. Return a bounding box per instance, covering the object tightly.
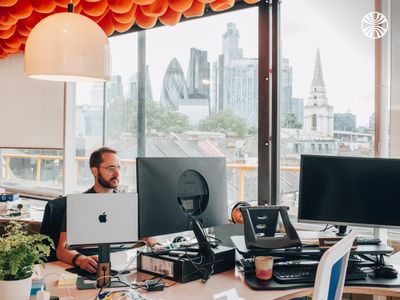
[1,153,301,201]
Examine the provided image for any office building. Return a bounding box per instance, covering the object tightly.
[222,23,243,66]
[281,57,293,120]
[211,23,258,127]
[129,65,154,103]
[224,58,258,127]
[106,75,123,102]
[187,48,210,99]
[160,58,188,110]
[303,49,333,137]
[291,97,304,126]
[90,83,104,106]
[334,112,357,132]
[280,58,303,127]
[369,113,375,131]
[210,54,225,114]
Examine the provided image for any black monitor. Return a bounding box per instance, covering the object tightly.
[298,155,400,234]
[137,157,228,248]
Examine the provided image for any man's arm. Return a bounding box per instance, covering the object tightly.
[56,232,98,273]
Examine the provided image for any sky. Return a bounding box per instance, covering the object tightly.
[77,0,380,127]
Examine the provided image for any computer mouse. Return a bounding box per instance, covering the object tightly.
[374,265,398,279]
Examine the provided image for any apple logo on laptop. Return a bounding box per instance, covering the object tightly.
[98,212,107,223]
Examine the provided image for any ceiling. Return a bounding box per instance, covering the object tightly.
[0,0,259,59]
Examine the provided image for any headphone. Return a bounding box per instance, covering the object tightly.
[230,201,251,224]
[172,236,187,243]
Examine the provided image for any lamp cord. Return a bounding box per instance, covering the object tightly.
[68,2,73,13]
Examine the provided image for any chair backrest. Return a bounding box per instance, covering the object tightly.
[312,232,357,300]
[40,196,66,262]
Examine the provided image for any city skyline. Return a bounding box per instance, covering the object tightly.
[77,0,375,127]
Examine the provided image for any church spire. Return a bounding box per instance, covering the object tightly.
[311,48,326,91]
[303,48,333,137]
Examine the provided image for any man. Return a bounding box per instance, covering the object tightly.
[56,147,121,273]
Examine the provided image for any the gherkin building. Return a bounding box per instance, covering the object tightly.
[160,58,188,110]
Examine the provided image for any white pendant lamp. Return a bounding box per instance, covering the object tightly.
[24,3,111,82]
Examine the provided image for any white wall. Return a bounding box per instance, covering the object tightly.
[0,54,64,149]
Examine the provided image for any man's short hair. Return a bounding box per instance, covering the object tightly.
[89,147,117,168]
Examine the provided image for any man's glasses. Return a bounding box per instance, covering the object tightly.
[100,165,124,174]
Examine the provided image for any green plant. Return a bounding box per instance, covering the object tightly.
[0,221,54,281]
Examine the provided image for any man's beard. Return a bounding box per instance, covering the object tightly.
[98,172,119,189]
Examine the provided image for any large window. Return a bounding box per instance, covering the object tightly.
[145,8,258,205]
[74,36,139,192]
[278,0,396,239]
[73,8,259,204]
[0,148,63,197]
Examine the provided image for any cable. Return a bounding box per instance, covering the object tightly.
[41,272,72,299]
[320,224,334,232]
[181,211,215,282]
[93,241,148,290]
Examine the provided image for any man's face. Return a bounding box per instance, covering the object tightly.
[96,152,121,189]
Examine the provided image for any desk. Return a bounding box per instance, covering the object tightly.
[32,261,400,300]
[0,198,45,234]
[0,198,45,225]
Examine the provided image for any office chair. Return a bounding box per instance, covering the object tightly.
[40,196,67,262]
[312,232,357,300]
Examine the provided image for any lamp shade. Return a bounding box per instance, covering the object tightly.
[24,12,111,82]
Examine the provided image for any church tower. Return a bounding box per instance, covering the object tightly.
[303,49,333,136]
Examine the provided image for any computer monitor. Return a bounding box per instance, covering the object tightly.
[137,157,228,251]
[298,155,400,234]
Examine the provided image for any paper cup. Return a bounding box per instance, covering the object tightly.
[255,256,273,280]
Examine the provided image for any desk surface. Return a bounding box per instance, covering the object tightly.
[32,260,400,300]
[0,198,45,225]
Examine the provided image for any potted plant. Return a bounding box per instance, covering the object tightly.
[0,221,53,300]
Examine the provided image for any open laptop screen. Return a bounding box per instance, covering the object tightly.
[66,193,138,248]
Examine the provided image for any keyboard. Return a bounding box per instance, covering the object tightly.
[356,236,381,245]
[273,264,367,284]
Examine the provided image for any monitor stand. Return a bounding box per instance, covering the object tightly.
[76,245,128,290]
[335,225,348,236]
[192,219,212,257]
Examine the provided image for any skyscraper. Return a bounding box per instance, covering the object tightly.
[129,65,154,103]
[106,75,123,102]
[187,48,210,98]
[210,54,225,114]
[222,23,243,66]
[281,57,293,123]
[291,97,304,126]
[211,23,258,127]
[303,49,333,136]
[90,83,104,105]
[160,58,188,110]
[224,58,258,127]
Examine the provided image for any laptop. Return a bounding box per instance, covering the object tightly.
[66,193,138,248]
